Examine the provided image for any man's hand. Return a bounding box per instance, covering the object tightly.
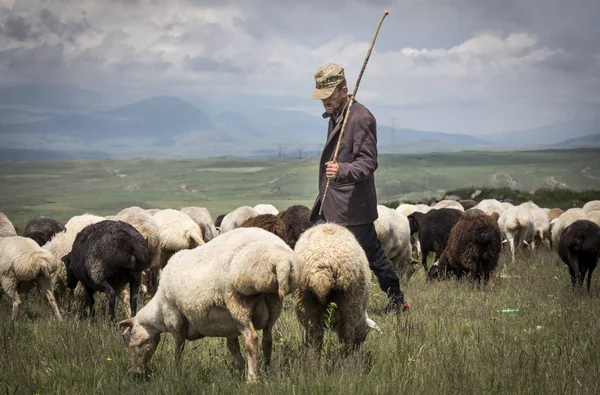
[325,161,339,180]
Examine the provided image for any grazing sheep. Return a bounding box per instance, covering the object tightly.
[414,204,433,214]
[497,206,534,263]
[0,236,62,320]
[459,200,478,211]
[64,213,105,234]
[215,214,226,228]
[587,211,600,226]
[519,204,551,250]
[551,208,588,250]
[293,223,376,353]
[63,220,150,321]
[433,200,465,211]
[407,208,463,271]
[429,210,502,285]
[474,199,505,217]
[558,220,600,292]
[23,216,66,246]
[181,207,218,242]
[253,204,279,215]
[501,202,514,210]
[240,214,289,245]
[0,212,17,238]
[220,206,259,233]
[119,227,298,382]
[277,205,313,249]
[547,208,564,223]
[152,209,205,269]
[395,204,417,217]
[146,209,161,216]
[582,200,600,214]
[375,205,416,280]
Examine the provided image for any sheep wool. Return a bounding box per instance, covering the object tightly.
[220,206,259,233]
[277,205,313,249]
[240,214,289,246]
[0,212,17,238]
[253,204,279,215]
[497,206,534,263]
[374,205,415,280]
[551,208,588,250]
[558,219,600,292]
[180,207,218,242]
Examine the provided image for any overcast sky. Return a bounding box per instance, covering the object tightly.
[0,0,598,135]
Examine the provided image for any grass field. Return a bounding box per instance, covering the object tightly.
[1,249,599,394]
[1,149,600,226]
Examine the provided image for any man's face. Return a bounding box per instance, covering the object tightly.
[321,85,348,114]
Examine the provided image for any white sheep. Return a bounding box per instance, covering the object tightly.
[473,199,505,217]
[253,204,279,215]
[180,206,218,242]
[0,212,17,238]
[551,208,588,250]
[375,205,416,280]
[433,200,465,211]
[414,204,433,214]
[583,200,600,214]
[220,206,259,233]
[119,227,298,382]
[498,206,534,263]
[64,213,105,234]
[587,211,600,226]
[293,223,378,353]
[395,204,417,217]
[152,209,205,269]
[519,203,550,250]
[0,236,62,320]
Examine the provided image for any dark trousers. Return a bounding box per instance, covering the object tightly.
[345,223,404,302]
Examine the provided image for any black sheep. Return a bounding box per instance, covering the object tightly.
[215,214,226,228]
[277,205,313,249]
[407,208,463,271]
[23,216,66,246]
[63,220,150,321]
[558,220,600,293]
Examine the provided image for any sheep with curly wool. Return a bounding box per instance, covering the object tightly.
[293,223,379,353]
[375,205,416,280]
[0,212,17,238]
[23,216,66,247]
[220,206,259,233]
[240,214,289,246]
[152,209,205,269]
[497,206,534,263]
[429,209,501,285]
[459,200,479,211]
[0,236,62,320]
[181,207,218,242]
[253,204,279,215]
[473,199,505,217]
[551,208,588,250]
[64,213,106,234]
[558,220,600,293]
[119,227,298,382]
[277,205,313,249]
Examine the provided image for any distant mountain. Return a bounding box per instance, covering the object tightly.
[378,125,491,150]
[0,148,108,162]
[0,84,102,110]
[553,133,600,148]
[485,121,600,147]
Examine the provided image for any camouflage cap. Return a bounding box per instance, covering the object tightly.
[311,63,345,99]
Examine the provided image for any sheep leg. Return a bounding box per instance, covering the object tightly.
[36,275,62,320]
[172,332,186,373]
[96,282,117,321]
[508,235,516,264]
[421,251,429,271]
[128,272,142,317]
[586,266,595,294]
[239,322,260,383]
[1,276,21,320]
[82,285,96,318]
[263,294,283,369]
[569,256,581,290]
[119,286,132,318]
[226,337,246,376]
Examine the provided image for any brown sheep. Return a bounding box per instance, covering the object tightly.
[240,214,289,246]
[277,205,313,249]
[429,209,502,286]
[547,208,564,223]
[459,200,479,210]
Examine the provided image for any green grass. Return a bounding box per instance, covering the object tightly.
[1,249,599,394]
[1,149,600,225]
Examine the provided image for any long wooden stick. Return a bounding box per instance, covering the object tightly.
[318,10,389,217]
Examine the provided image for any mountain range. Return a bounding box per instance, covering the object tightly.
[0,84,598,161]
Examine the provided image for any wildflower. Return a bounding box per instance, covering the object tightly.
[279,337,284,343]
[106,357,113,361]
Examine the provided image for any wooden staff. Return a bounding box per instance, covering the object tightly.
[318,10,389,217]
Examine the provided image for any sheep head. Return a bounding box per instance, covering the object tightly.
[120,318,161,376]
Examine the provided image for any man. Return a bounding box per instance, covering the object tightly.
[309,63,409,314]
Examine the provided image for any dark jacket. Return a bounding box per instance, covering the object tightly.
[310,100,379,226]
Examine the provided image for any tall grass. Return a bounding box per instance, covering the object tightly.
[1,248,599,394]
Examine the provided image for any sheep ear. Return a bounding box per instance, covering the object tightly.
[119,318,135,329]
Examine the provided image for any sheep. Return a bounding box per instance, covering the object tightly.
[395,204,417,217]
[146,208,161,216]
[583,200,600,214]
[587,211,600,226]
[152,209,205,269]
[547,208,564,223]
[23,216,66,246]
[501,202,514,210]
[220,206,259,233]
[557,220,600,292]
[64,213,105,234]
[497,206,534,263]
[0,212,17,238]
[277,205,313,249]
[414,204,433,214]
[433,200,465,211]
[293,223,376,353]
[459,200,479,211]
[473,199,505,217]
[374,205,416,280]
[0,236,62,320]
[407,208,463,271]
[63,220,150,321]
[253,204,279,215]
[239,214,289,245]
[428,209,502,285]
[551,208,588,250]
[215,214,226,228]
[519,203,551,250]
[119,227,298,382]
[180,207,219,242]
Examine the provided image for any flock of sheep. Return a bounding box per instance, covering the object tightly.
[0,197,599,381]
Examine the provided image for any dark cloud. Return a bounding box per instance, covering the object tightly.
[0,43,65,83]
[39,8,93,42]
[0,15,40,42]
[187,56,242,73]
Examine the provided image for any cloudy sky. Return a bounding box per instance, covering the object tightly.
[0,0,598,135]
